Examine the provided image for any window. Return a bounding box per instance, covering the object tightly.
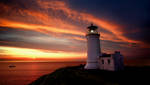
[102,60,104,64]
[108,59,111,64]
[90,30,94,33]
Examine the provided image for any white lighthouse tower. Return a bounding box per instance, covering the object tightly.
[84,24,101,69]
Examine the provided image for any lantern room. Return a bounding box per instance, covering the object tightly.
[87,24,98,34]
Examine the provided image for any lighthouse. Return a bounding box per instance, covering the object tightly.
[84,24,101,69]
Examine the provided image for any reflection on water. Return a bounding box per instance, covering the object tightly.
[0,62,85,85]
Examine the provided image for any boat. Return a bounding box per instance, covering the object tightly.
[9,65,16,68]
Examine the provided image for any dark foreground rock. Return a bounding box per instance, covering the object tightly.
[29,65,150,85]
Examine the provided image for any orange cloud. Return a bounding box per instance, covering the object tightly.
[37,0,141,44]
[22,10,78,30]
[0,19,84,36]
[0,0,144,45]
[0,1,126,43]
[0,18,124,43]
[1,0,146,49]
[0,2,84,33]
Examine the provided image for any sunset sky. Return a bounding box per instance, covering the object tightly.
[0,0,150,64]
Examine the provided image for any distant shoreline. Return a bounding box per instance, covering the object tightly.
[1,61,150,67]
[0,61,86,63]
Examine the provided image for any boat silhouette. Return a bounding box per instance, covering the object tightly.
[9,65,16,68]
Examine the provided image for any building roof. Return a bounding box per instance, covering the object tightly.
[100,53,111,57]
[87,24,98,30]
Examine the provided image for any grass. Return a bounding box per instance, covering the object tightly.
[29,65,150,85]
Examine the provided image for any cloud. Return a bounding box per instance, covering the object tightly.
[68,0,150,47]
[0,0,135,43]
[0,27,86,53]
[0,0,149,61]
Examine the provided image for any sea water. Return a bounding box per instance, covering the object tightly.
[0,62,84,85]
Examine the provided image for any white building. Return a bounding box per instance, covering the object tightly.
[99,51,124,71]
[84,24,101,69]
[84,24,124,71]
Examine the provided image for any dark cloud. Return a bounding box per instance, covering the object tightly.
[0,27,86,52]
[0,0,38,10]
[68,0,150,45]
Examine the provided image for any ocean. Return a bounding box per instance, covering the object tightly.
[0,62,85,85]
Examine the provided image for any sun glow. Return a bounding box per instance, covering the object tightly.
[0,46,85,59]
